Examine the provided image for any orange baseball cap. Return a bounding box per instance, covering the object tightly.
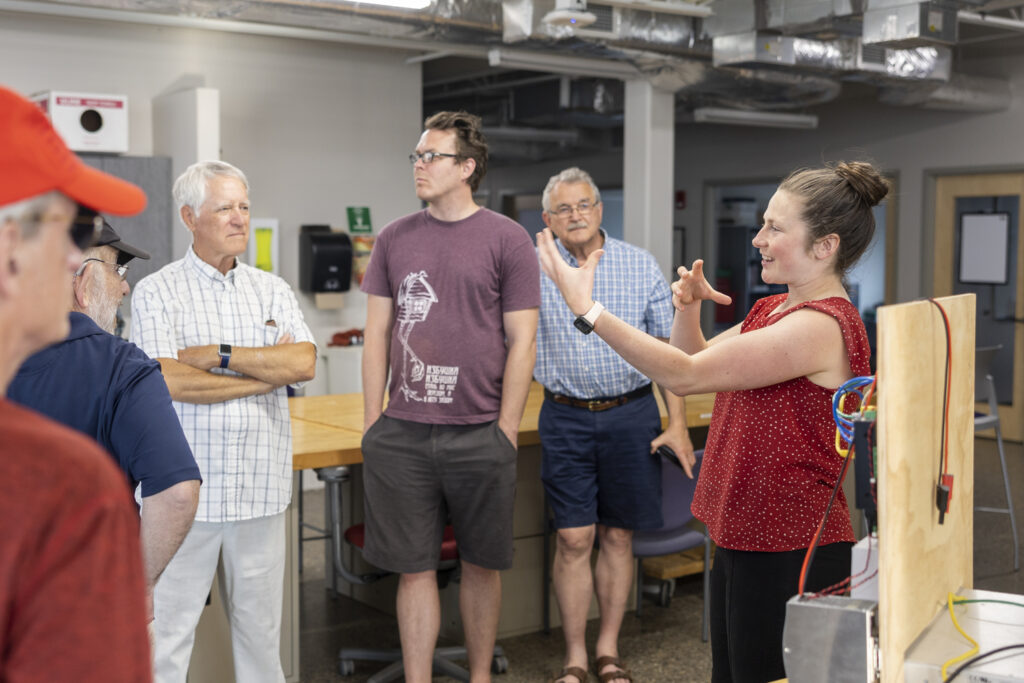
[0,86,147,216]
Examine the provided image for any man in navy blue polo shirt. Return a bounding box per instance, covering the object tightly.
[9,218,201,618]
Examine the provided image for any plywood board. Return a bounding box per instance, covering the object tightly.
[876,293,975,683]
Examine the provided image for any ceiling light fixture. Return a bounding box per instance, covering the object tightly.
[328,0,432,9]
[488,48,639,79]
[543,0,598,28]
[692,107,819,129]
[595,0,714,19]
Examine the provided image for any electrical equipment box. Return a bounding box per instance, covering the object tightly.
[31,91,129,153]
[783,595,879,683]
[299,225,352,293]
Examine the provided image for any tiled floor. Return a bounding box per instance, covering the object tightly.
[296,437,1023,682]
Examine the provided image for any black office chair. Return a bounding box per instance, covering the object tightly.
[316,466,509,681]
[974,345,1019,572]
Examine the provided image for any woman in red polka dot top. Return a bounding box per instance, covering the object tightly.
[538,161,889,683]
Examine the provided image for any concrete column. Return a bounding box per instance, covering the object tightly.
[623,79,675,277]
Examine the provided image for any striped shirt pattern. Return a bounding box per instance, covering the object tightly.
[130,247,315,522]
[535,232,674,399]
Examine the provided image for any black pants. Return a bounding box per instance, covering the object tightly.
[709,542,853,683]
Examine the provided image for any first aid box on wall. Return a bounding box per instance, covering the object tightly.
[31,91,129,154]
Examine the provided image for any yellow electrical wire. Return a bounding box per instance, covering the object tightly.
[941,592,979,679]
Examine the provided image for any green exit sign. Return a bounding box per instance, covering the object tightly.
[347,207,372,234]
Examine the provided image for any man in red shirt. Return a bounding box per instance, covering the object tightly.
[0,85,154,682]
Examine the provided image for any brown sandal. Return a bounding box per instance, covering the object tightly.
[549,665,589,683]
[594,655,633,683]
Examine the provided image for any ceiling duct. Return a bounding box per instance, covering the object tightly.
[877,72,1012,111]
[860,0,988,47]
[503,0,703,50]
[764,0,863,38]
[713,31,796,67]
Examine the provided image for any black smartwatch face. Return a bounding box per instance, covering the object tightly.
[573,316,594,335]
[219,343,231,356]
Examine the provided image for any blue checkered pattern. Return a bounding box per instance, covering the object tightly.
[535,232,673,398]
[130,247,315,523]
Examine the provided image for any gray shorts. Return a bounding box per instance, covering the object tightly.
[360,415,517,573]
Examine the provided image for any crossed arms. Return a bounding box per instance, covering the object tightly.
[159,337,316,404]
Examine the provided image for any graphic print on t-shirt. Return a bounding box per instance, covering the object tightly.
[395,270,460,404]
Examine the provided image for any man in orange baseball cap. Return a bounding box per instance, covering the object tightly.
[0,85,154,682]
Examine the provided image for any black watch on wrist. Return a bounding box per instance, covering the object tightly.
[218,343,232,369]
[573,302,605,335]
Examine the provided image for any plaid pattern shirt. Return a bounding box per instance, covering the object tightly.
[535,232,674,399]
[130,247,315,522]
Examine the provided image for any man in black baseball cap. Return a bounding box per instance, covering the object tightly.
[9,214,202,630]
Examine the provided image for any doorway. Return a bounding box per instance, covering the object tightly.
[933,172,1024,441]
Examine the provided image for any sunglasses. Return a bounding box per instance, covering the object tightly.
[71,207,104,251]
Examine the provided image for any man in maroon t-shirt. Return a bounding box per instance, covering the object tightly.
[0,86,152,682]
[361,111,540,683]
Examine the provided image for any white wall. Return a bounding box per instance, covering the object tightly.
[0,10,424,394]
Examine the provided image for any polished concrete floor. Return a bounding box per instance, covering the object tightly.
[296,437,1023,682]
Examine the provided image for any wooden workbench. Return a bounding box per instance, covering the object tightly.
[290,382,716,469]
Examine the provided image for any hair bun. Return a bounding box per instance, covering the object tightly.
[835,162,889,207]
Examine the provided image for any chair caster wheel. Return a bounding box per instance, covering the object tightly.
[491,654,509,674]
[339,659,355,676]
[658,582,672,607]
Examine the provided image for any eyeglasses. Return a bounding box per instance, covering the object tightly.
[408,151,460,165]
[70,208,104,250]
[75,257,129,281]
[551,200,599,218]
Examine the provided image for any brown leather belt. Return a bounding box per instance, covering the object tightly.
[543,384,653,412]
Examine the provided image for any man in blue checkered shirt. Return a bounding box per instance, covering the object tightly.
[536,167,695,683]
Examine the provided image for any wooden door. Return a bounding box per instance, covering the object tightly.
[934,172,1024,441]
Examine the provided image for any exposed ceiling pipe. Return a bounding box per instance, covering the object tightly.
[959,9,1024,31]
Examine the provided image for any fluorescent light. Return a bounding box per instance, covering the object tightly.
[488,48,639,79]
[692,107,818,129]
[324,0,431,8]
[594,0,714,19]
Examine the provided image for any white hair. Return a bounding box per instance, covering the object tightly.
[541,167,602,213]
[0,191,66,238]
[172,160,249,227]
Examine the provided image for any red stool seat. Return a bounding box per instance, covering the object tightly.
[344,523,460,563]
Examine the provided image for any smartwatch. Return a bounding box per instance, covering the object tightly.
[573,301,604,335]
[218,343,232,369]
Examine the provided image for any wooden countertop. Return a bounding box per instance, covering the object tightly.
[290,383,715,470]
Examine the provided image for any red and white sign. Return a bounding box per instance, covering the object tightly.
[31,90,128,154]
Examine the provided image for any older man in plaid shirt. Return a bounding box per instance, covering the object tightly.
[131,160,315,683]
[535,167,695,683]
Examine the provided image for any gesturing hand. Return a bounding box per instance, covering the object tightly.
[671,259,733,311]
[537,228,603,316]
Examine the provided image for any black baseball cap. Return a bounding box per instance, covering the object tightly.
[96,219,151,265]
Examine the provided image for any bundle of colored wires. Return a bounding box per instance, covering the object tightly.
[798,375,875,596]
[832,375,875,448]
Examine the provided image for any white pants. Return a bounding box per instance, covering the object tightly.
[152,513,286,683]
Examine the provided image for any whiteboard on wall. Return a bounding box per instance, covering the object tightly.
[959,212,1009,285]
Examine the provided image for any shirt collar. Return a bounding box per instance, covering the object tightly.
[185,245,237,283]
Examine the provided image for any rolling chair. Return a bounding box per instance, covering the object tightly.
[316,466,509,681]
[632,448,710,642]
[540,449,711,642]
[974,345,1019,572]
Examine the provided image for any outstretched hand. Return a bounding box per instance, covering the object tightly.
[671,259,733,311]
[537,228,603,316]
